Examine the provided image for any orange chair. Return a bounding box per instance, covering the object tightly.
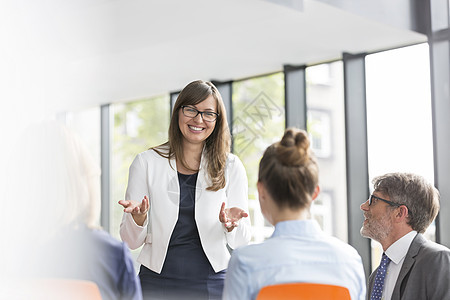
[256,282,351,300]
[28,278,103,300]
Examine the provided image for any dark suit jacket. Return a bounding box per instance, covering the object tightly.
[368,233,450,300]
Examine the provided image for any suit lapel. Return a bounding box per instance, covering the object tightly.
[368,269,377,300]
[391,233,426,299]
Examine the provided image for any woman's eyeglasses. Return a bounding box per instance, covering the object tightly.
[181,106,219,122]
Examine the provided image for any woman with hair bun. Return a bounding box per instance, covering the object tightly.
[223,128,366,300]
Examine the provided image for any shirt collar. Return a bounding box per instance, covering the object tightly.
[272,219,323,238]
[385,230,417,264]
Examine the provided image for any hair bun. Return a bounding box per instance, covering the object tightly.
[277,128,311,166]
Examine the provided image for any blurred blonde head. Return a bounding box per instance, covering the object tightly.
[11,121,101,238]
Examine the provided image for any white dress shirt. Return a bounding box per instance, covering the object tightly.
[383,230,417,300]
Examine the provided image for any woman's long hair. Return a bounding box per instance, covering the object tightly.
[153,80,231,191]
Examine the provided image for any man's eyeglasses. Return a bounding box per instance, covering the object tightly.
[369,194,405,208]
[181,106,219,122]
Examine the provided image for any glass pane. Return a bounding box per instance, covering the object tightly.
[430,0,449,32]
[366,43,434,270]
[232,73,285,243]
[306,61,348,242]
[111,95,170,242]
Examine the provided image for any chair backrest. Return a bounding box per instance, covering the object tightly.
[29,278,103,300]
[256,282,351,300]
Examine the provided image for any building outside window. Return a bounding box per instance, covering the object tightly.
[232,73,285,243]
[306,61,348,242]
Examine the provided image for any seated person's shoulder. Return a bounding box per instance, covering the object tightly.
[231,243,269,266]
[91,228,130,254]
[318,234,362,260]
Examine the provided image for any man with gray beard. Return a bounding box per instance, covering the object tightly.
[360,172,450,300]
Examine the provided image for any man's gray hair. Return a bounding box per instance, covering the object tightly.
[372,172,440,233]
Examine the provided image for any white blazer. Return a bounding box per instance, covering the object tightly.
[119,148,251,273]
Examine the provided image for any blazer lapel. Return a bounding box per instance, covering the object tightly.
[167,156,180,206]
[391,233,426,299]
[367,269,377,300]
[195,150,208,203]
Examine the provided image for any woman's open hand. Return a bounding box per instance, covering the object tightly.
[219,202,249,232]
[118,196,149,226]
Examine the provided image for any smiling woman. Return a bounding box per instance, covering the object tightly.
[177,95,218,152]
[118,80,251,300]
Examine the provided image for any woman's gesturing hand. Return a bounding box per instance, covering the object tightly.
[118,196,149,226]
[219,202,249,232]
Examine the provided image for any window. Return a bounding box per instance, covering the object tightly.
[366,43,434,270]
[306,61,348,241]
[111,95,170,242]
[308,110,332,158]
[232,73,285,242]
[310,191,333,234]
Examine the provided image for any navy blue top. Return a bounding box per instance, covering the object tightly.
[139,172,225,300]
[38,225,142,300]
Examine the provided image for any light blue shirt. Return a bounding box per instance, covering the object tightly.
[223,219,366,300]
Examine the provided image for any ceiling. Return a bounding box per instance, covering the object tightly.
[1,0,426,115]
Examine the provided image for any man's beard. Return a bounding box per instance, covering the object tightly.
[360,212,393,242]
